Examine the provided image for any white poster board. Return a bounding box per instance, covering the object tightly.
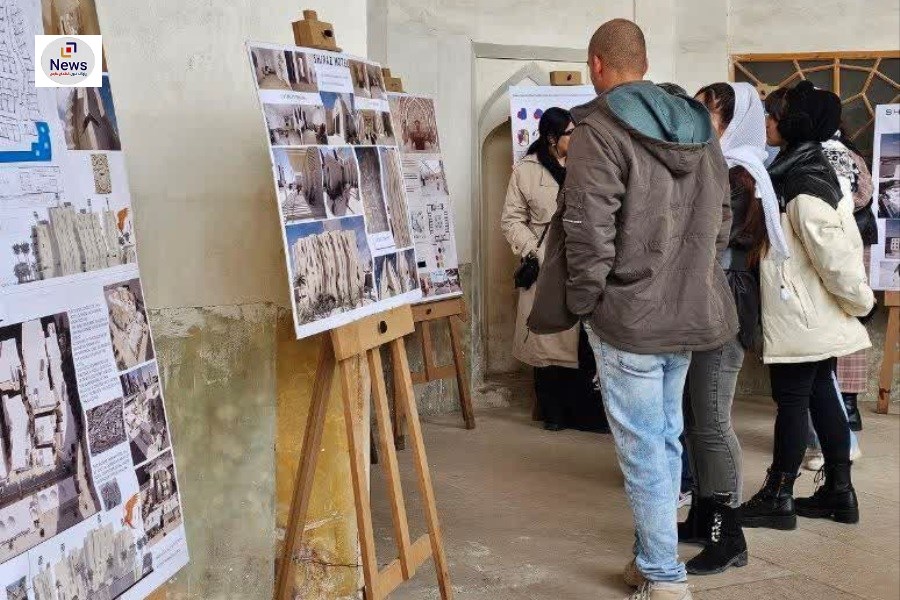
[0,0,189,597]
[387,93,462,301]
[508,85,596,163]
[247,43,422,339]
[870,104,900,291]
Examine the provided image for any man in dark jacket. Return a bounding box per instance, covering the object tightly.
[529,19,737,600]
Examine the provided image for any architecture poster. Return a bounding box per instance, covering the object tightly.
[508,85,596,163]
[388,93,462,300]
[871,104,900,291]
[0,1,189,598]
[248,43,422,338]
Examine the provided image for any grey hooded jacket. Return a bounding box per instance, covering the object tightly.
[528,81,738,354]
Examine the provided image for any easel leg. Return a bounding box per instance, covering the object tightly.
[448,315,475,429]
[877,306,899,414]
[275,338,336,600]
[390,339,454,599]
[338,358,381,599]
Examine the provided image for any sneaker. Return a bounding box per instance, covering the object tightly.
[803,450,824,471]
[623,558,647,588]
[677,490,693,509]
[625,581,692,600]
[850,446,862,462]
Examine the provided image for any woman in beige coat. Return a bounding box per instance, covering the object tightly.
[501,108,605,432]
[740,82,876,531]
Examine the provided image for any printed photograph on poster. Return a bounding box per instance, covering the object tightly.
[288,51,319,93]
[420,268,462,299]
[121,362,170,466]
[5,576,26,600]
[250,47,294,90]
[0,186,136,288]
[136,450,183,547]
[355,147,390,233]
[349,60,370,97]
[104,278,155,371]
[379,147,412,248]
[86,397,126,457]
[357,110,396,146]
[0,312,101,563]
[878,132,900,218]
[264,102,327,146]
[57,76,122,151]
[375,248,417,299]
[273,148,327,222]
[30,514,153,600]
[320,92,359,145]
[390,96,440,153]
[41,0,107,71]
[321,147,363,217]
[886,219,900,259]
[285,216,376,325]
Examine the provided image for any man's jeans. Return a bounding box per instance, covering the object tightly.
[584,325,690,583]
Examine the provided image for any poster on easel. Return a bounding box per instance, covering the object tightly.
[247,43,422,339]
[508,85,595,163]
[0,0,190,597]
[387,93,462,301]
[870,104,900,291]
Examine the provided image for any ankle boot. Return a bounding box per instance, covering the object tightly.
[687,493,749,575]
[843,393,862,432]
[796,462,859,524]
[678,494,711,545]
[738,468,798,530]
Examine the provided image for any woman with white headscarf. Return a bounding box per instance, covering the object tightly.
[676,81,788,577]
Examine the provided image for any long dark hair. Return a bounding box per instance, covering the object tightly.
[696,82,736,127]
[526,107,571,186]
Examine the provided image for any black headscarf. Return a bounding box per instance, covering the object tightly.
[769,82,843,208]
[526,107,570,187]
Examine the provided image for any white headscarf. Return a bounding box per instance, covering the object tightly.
[719,82,790,264]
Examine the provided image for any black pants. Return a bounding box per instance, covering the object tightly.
[534,327,608,431]
[770,358,851,474]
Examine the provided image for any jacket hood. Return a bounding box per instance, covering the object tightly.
[571,81,715,176]
[768,141,842,209]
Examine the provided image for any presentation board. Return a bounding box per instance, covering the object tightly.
[508,85,596,163]
[0,0,190,598]
[387,93,462,301]
[871,104,900,291]
[247,43,422,339]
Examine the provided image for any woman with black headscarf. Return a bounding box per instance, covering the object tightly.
[739,81,876,531]
[501,107,607,433]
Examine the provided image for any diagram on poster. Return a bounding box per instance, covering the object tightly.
[248,43,421,339]
[0,1,189,598]
[870,104,900,291]
[508,85,595,163]
[388,93,462,300]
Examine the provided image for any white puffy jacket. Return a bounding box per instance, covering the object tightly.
[760,192,874,364]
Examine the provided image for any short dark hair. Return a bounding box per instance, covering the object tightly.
[588,19,647,73]
[696,82,736,130]
[657,82,688,96]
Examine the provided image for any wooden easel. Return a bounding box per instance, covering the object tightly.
[276,12,452,600]
[876,291,899,414]
[275,306,452,600]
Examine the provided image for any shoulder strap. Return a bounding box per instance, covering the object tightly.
[536,224,550,248]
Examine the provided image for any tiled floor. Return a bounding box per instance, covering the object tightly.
[372,399,900,599]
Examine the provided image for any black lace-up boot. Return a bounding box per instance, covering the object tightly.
[687,493,749,575]
[738,469,799,530]
[796,462,859,524]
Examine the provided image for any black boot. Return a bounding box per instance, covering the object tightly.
[678,494,711,545]
[796,462,859,524]
[687,493,749,576]
[535,368,567,431]
[738,469,798,530]
[843,393,862,432]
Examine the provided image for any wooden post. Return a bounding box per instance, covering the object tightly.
[876,291,899,414]
[408,297,476,433]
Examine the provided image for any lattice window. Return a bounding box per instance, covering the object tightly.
[731,51,900,160]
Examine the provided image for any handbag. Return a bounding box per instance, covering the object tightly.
[514,225,550,290]
[854,198,878,247]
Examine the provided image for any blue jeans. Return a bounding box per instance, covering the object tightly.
[584,326,691,583]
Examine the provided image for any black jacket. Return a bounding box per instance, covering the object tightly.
[768,142,842,209]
